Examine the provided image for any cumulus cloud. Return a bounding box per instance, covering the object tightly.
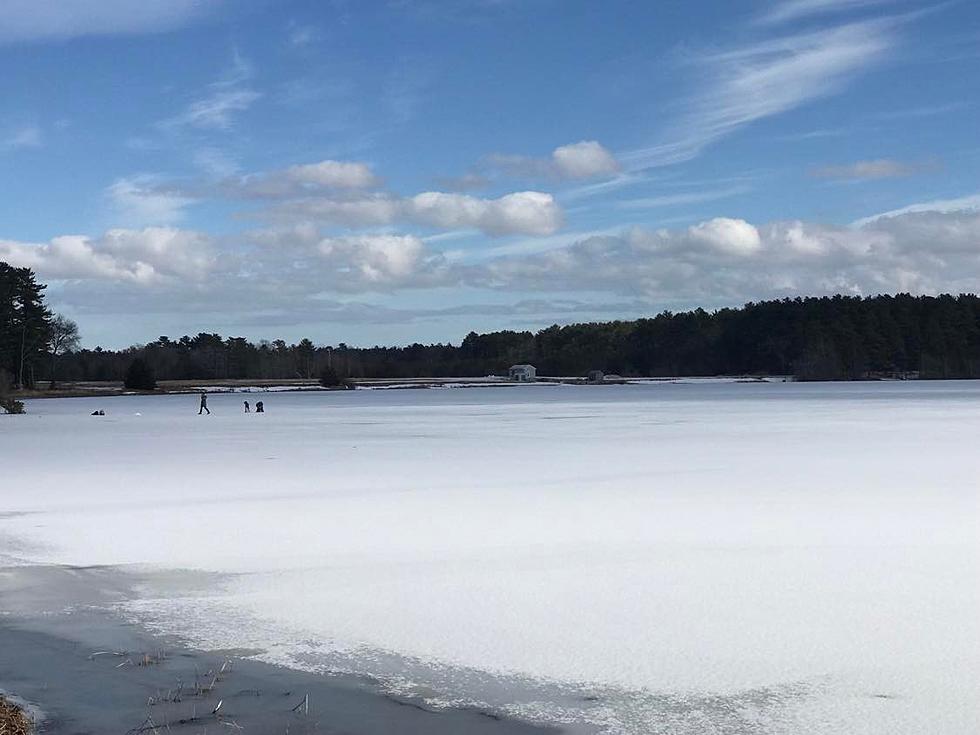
[0,227,214,284]
[265,190,563,237]
[486,140,621,181]
[317,234,449,287]
[286,160,378,189]
[688,218,762,255]
[810,158,927,179]
[149,157,557,237]
[551,141,621,179]
[469,207,980,302]
[0,0,221,43]
[9,197,980,331]
[226,160,380,198]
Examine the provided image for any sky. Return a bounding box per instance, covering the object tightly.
[1,0,979,349]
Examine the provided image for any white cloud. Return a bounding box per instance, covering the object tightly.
[551,141,621,179]
[410,191,562,236]
[232,160,379,197]
[107,176,194,225]
[265,190,563,237]
[317,234,448,286]
[0,227,213,284]
[625,19,897,168]
[8,198,980,325]
[688,218,762,256]
[486,141,621,181]
[287,160,379,189]
[0,0,221,43]
[468,206,980,302]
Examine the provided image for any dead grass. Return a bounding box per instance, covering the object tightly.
[0,695,32,735]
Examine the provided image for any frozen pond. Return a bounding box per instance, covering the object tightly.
[2,382,978,734]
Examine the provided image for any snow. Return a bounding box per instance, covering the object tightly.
[1,382,978,734]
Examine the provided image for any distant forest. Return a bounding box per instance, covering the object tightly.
[3,262,980,386]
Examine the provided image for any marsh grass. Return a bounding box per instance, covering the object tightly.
[0,695,33,735]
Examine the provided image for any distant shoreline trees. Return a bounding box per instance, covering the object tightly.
[123,357,157,391]
[45,294,980,383]
[4,260,980,385]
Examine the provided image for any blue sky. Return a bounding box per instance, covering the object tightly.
[1,0,979,348]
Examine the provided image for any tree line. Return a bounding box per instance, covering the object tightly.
[3,262,980,390]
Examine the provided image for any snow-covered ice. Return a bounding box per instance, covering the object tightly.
[1,382,977,734]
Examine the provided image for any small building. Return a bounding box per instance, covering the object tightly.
[508,364,537,382]
[587,370,604,383]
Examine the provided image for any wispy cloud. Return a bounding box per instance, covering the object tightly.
[0,0,222,44]
[757,0,897,26]
[617,186,749,210]
[852,192,980,225]
[624,18,900,169]
[106,176,195,226]
[170,89,261,131]
[1,124,42,150]
[874,101,971,120]
[810,158,936,180]
[161,51,260,132]
[286,22,321,47]
[778,127,847,141]
[560,173,651,202]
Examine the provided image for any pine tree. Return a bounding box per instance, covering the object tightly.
[0,262,52,388]
[124,358,157,390]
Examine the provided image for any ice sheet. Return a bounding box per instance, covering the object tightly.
[2,383,977,733]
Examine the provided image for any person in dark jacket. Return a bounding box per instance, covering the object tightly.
[243,400,250,413]
[199,392,210,415]
[255,400,264,413]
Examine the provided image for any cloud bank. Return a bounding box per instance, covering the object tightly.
[4,199,979,324]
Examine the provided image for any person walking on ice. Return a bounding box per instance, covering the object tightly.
[243,400,250,413]
[198,392,210,415]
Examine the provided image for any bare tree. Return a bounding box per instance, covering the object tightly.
[48,314,80,389]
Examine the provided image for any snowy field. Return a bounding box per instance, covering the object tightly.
[2,382,978,734]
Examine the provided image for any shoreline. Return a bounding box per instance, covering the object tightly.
[9,374,795,401]
[0,565,559,735]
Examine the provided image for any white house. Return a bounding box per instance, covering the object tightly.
[508,364,537,382]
